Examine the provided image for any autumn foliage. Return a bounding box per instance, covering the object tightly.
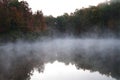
[0,0,46,33]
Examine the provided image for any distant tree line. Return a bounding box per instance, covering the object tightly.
[0,0,46,33]
[46,0,120,37]
[0,0,120,39]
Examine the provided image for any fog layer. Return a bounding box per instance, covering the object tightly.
[0,38,120,80]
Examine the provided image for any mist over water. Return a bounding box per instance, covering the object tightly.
[0,37,120,80]
[1,38,120,62]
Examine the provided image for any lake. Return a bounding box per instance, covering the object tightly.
[31,61,116,80]
[0,38,120,80]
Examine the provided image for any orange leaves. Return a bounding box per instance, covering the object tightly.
[28,11,47,32]
[0,0,47,32]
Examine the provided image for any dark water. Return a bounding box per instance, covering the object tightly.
[0,38,120,80]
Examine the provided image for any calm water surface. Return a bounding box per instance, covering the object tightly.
[31,61,116,80]
[0,38,120,80]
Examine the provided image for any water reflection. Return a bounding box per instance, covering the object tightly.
[0,39,120,80]
[31,61,116,80]
[0,52,44,80]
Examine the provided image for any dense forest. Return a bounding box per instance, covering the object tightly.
[0,0,46,42]
[46,0,120,37]
[0,0,46,32]
[0,0,120,41]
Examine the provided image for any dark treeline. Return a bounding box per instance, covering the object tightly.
[0,0,120,40]
[46,0,120,37]
[0,0,47,42]
[0,0,46,32]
